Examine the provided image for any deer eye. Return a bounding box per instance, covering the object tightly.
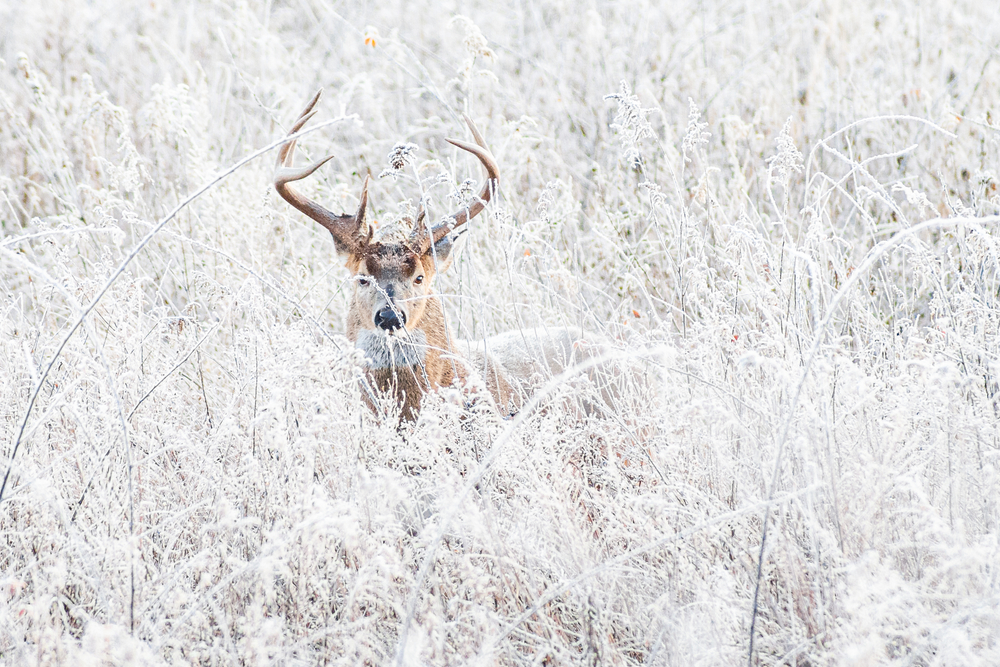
[357,276,373,287]
[414,275,424,285]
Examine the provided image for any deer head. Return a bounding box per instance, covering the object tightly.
[274,91,498,372]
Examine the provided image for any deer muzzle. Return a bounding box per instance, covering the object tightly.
[374,305,405,331]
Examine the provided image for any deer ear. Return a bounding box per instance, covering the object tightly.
[331,233,357,260]
[424,229,464,273]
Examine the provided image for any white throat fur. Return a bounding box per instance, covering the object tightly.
[355,328,428,369]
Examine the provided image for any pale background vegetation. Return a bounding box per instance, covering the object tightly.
[1,0,999,665]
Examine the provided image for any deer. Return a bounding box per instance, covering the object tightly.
[274,91,590,421]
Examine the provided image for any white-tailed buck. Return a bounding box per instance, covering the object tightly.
[275,91,588,421]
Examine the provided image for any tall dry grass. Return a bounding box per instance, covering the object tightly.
[1,0,999,665]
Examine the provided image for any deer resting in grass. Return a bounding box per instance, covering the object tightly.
[275,91,587,421]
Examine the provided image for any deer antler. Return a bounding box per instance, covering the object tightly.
[411,114,499,254]
[274,90,371,255]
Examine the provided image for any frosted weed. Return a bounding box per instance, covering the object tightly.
[1,1,999,665]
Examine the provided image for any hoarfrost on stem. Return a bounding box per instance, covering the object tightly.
[379,142,420,180]
[682,98,710,161]
[605,81,654,167]
[766,118,803,184]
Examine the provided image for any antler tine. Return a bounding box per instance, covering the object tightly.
[357,174,372,245]
[274,89,369,255]
[275,91,334,183]
[411,114,498,253]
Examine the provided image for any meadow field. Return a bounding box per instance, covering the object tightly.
[1,0,999,664]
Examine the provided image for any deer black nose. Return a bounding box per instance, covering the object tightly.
[374,306,405,331]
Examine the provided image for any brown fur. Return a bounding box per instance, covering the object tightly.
[273,96,516,420]
[343,239,517,420]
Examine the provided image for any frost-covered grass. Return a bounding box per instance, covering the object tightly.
[2,0,999,665]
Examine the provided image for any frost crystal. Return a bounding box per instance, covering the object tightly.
[379,142,419,180]
[605,81,654,167]
[450,15,496,67]
[640,180,666,210]
[448,178,477,206]
[682,98,710,160]
[892,182,932,215]
[457,17,494,59]
[766,118,803,182]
